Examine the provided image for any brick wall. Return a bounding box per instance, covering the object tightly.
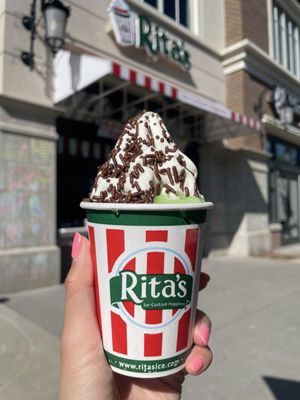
[226,70,273,117]
[224,0,243,46]
[226,70,246,114]
[223,134,263,151]
[226,69,274,151]
[225,0,269,53]
[242,0,269,53]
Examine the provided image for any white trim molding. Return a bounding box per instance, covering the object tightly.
[222,39,300,98]
[0,120,58,141]
[267,0,274,59]
[262,113,300,146]
[0,245,59,257]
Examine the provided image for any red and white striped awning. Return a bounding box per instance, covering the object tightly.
[54,50,262,132]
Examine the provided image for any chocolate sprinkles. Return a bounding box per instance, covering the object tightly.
[166,168,174,185]
[172,166,179,183]
[86,110,202,203]
[164,184,176,194]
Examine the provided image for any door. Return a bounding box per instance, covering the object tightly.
[275,173,300,244]
[56,117,116,280]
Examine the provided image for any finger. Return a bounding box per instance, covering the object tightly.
[185,345,213,376]
[193,309,212,347]
[62,233,100,348]
[199,272,210,291]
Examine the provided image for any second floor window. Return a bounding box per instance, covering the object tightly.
[142,0,189,28]
[272,2,300,78]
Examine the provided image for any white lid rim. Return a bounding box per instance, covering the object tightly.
[80,201,214,211]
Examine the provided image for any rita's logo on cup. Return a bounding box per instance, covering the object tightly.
[109,246,193,329]
[111,271,192,310]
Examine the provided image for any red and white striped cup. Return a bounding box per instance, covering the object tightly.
[80,202,212,378]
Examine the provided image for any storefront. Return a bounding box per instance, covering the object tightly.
[54,66,261,267]
[264,86,300,244]
[268,138,300,244]
[0,0,263,291]
[212,0,300,257]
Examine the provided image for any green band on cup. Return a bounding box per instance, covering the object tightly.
[86,209,207,226]
[104,349,190,374]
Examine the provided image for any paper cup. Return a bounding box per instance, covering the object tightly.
[80,201,213,378]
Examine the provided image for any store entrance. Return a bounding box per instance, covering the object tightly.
[268,136,300,245]
[56,117,116,280]
[55,78,206,279]
[271,170,300,244]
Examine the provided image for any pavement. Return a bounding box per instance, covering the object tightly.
[1,256,300,400]
[271,242,300,259]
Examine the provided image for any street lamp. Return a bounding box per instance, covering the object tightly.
[42,0,70,53]
[21,0,70,70]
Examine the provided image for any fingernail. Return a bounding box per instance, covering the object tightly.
[199,273,210,290]
[190,357,204,373]
[199,322,210,346]
[72,232,82,259]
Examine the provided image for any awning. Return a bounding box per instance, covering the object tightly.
[54,51,112,103]
[54,50,262,134]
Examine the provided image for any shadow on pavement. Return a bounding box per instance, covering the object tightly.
[263,376,300,399]
[0,297,9,303]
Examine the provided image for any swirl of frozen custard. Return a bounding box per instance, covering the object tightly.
[87,111,203,203]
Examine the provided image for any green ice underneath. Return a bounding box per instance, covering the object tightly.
[153,192,205,204]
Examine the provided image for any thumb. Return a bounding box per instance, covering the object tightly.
[62,233,100,346]
[60,234,115,400]
[67,232,94,289]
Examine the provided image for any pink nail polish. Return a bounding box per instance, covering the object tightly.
[199,323,210,346]
[190,357,203,373]
[72,232,82,259]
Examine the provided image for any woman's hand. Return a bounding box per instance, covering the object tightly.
[59,234,212,400]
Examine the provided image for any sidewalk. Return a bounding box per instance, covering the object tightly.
[1,256,300,400]
[271,242,300,260]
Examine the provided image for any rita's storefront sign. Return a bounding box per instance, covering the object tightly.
[108,0,191,70]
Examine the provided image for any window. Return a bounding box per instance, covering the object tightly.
[272,2,300,78]
[142,0,189,28]
[275,142,298,165]
[267,136,300,166]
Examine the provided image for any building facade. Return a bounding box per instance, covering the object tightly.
[0,0,298,292]
[222,0,300,252]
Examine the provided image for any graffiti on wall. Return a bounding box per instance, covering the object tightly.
[0,134,55,249]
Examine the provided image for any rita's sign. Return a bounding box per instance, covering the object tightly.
[108,0,191,70]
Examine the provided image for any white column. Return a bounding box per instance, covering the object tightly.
[280,11,288,69]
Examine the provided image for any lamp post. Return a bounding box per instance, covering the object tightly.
[21,0,70,70]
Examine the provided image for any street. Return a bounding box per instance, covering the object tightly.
[1,256,300,400]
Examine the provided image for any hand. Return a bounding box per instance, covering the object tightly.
[59,234,213,400]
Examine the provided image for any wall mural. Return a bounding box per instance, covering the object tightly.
[0,133,55,249]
